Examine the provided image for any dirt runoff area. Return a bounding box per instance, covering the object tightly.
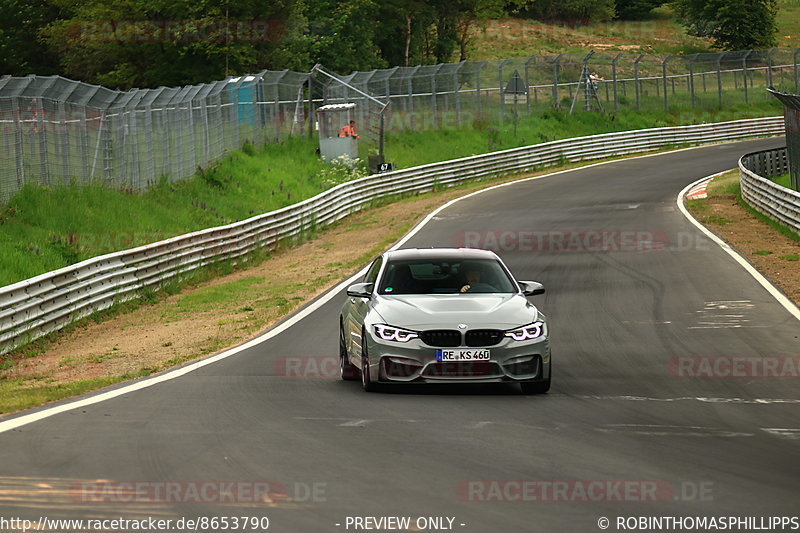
[1,164,798,413]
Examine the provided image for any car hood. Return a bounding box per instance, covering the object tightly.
[371,293,539,330]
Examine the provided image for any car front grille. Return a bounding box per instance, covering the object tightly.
[465,329,504,347]
[420,329,461,347]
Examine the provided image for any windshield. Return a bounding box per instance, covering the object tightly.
[377,258,517,295]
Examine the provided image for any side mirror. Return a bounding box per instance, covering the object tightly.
[519,281,545,296]
[347,282,374,299]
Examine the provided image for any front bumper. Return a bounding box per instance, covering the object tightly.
[363,328,551,384]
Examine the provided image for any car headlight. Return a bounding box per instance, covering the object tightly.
[374,324,419,343]
[504,321,546,341]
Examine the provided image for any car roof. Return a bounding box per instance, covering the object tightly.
[384,248,501,261]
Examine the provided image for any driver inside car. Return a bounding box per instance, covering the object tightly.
[459,265,481,292]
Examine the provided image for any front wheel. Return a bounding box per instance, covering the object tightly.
[361,336,379,392]
[340,325,359,381]
[521,361,551,395]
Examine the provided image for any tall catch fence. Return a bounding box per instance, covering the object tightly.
[1,48,798,203]
[768,88,800,191]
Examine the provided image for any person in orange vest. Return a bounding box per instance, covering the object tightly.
[339,120,359,139]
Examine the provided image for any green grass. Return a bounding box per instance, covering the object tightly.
[779,254,799,261]
[468,2,800,59]
[0,374,146,414]
[770,173,793,189]
[777,0,800,50]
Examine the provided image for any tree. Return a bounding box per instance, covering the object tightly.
[305,0,387,73]
[672,0,777,50]
[614,0,664,20]
[0,0,70,76]
[41,0,308,88]
[516,0,615,23]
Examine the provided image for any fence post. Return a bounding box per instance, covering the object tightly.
[662,55,671,111]
[34,98,49,186]
[476,62,485,117]
[688,54,698,108]
[794,48,800,94]
[307,74,313,139]
[499,58,509,123]
[525,55,536,114]
[742,50,752,104]
[716,52,724,108]
[409,65,419,130]
[552,54,563,108]
[10,97,24,190]
[612,53,621,112]
[454,62,465,125]
[431,64,442,129]
[634,54,643,111]
[766,47,776,88]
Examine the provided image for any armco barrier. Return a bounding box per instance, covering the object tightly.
[739,147,800,234]
[0,117,786,355]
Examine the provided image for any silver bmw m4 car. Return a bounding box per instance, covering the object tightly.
[339,248,551,393]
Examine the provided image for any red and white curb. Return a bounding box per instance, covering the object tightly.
[686,177,712,199]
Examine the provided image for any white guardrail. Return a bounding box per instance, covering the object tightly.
[0,117,786,355]
[739,147,800,234]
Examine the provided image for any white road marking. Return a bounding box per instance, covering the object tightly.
[689,300,757,329]
[762,428,800,440]
[580,395,800,404]
[338,419,371,427]
[596,424,753,437]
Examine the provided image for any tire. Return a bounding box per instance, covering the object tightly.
[340,324,359,381]
[521,360,551,395]
[361,335,379,392]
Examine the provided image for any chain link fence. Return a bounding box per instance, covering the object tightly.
[768,88,800,191]
[0,71,310,204]
[2,47,799,204]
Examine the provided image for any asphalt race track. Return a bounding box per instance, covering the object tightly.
[0,138,798,533]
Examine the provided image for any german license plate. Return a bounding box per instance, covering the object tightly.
[436,349,491,362]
